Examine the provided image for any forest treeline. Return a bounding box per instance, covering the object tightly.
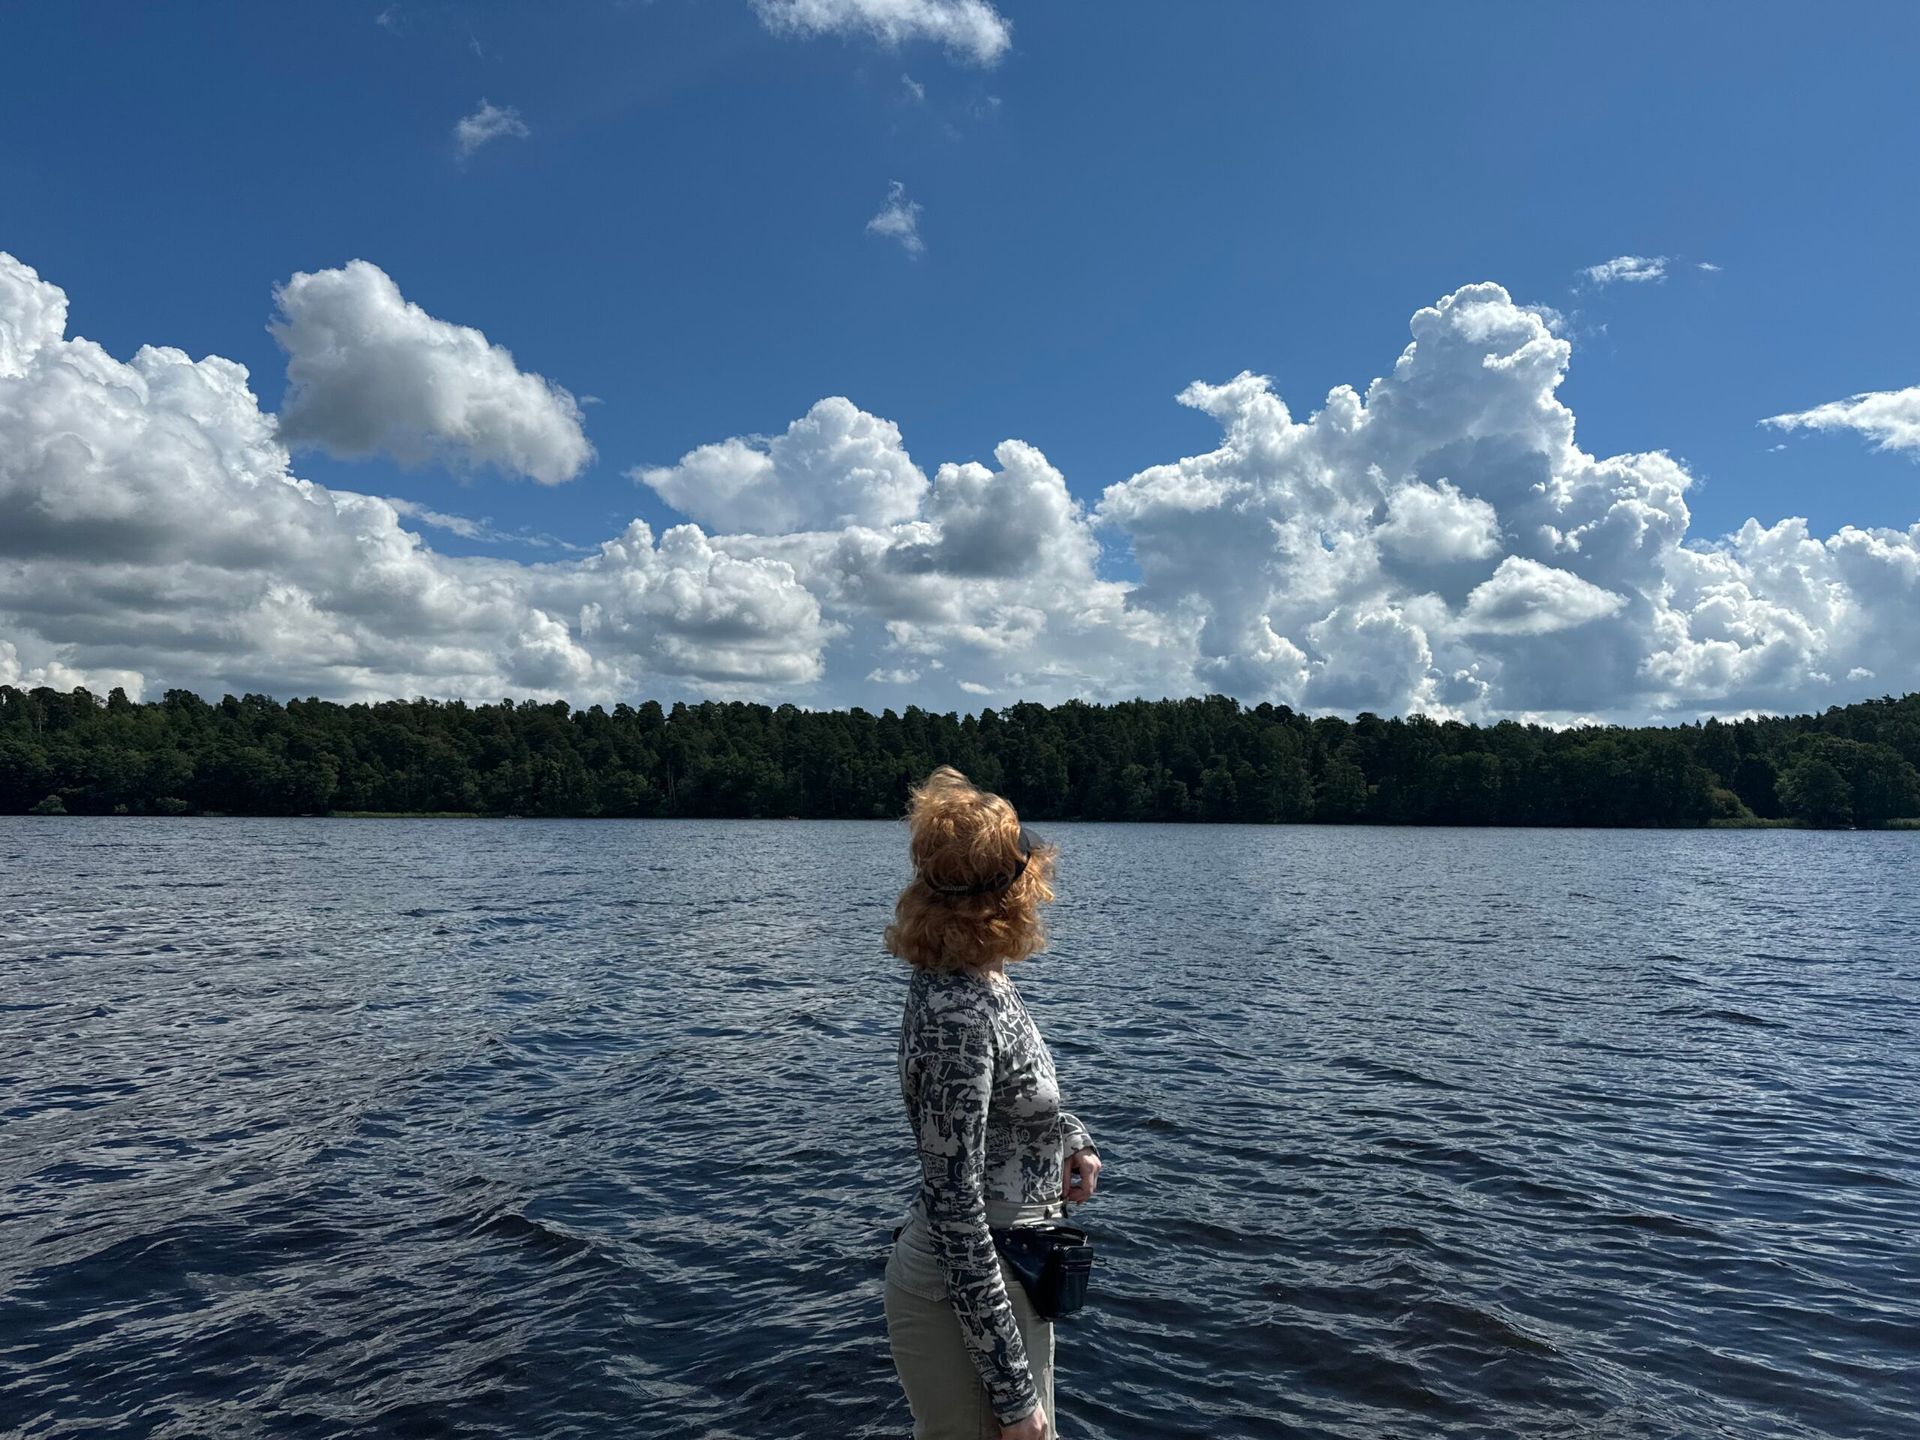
[3,684,1918,829]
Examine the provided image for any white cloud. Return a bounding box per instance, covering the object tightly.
[0,253,65,379]
[753,0,1010,65]
[1763,386,1920,456]
[1582,255,1668,286]
[454,100,529,158]
[383,498,494,541]
[566,523,833,686]
[1376,479,1502,568]
[1697,261,1723,273]
[5,250,1918,725]
[866,180,925,255]
[634,396,927,532]
[1303,604,1433,714]
[1522,302,1568,335]
[702,429,1186,705]
[902,72,926,102]
[271,260,593,484]
[1460,556,1628,635]
[0,638,139,697]
[382,498,583,551]
[1093,281,1920,720]
[0,252,823,703]
[908,440,1098,579]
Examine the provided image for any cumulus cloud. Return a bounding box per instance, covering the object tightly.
[1094,281,1919,720]
[1376,479,1503,567]
[5,249,1918,724]
[698,429,1186,705]
[0,639,138,697]
[903,440,1098,579]
[866,180,925,255]
[635,397,927,532]
[1763,386,1920,457]
[1460,557,1628,635]
[0,252,822,704]
[0,256,65,379]
[753,0,1011,65]
[454,100,528,158]
[566,523,833,686]
[1302,605,1432,714]
[271,260,593,484]
[1582,255,1668,286]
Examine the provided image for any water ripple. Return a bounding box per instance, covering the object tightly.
[2,818,1916,1438]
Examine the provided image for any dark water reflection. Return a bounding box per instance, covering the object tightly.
[2,818,1916,1438]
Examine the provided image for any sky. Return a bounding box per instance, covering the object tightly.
[2,0,1917,725]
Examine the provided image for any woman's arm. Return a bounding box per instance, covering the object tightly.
[911,997,1038,1426]
[1060,1109,1102,1203]
[1059,1110,1096,1159]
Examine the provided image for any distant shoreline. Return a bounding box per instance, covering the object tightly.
[6,687,1917,831]
[15,811,1920,832]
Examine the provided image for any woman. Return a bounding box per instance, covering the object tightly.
[883,767,1104,1440]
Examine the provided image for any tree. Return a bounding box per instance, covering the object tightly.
[1831,741,1920,826]
[2,682,1918,828]
[1732,753,1781,818]
[0,736,50,811]
[1197,763,1238,822]
[1778,757,1852,828]
[1316,756,1369,822]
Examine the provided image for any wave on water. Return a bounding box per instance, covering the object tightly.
[3,817,1917,1439]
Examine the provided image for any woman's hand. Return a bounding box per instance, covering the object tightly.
[1063,1146,1101,1203]
[1000,1405,1049,1439]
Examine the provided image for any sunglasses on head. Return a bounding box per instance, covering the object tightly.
[925,827,1038,897]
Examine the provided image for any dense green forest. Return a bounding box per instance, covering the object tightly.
[3,684,1918,829]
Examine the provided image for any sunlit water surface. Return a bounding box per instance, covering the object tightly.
[2,818,1916,1439]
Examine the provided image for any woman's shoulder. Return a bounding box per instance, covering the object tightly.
[910,964,1008,994]
[907,967,1009,1028]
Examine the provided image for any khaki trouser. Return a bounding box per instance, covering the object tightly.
[884,1198,1060,1439]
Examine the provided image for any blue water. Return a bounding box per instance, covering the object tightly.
[2,818,1916,1438]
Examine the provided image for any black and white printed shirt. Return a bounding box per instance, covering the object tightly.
[898,966,1096,1421]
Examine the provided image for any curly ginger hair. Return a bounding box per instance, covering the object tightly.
[884,766,1057,972]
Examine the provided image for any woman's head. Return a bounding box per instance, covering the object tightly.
[885,766,1057,972]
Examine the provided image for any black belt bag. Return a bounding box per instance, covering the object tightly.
[989,1221,1094,1321]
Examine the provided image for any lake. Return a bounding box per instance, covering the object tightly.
[1,818,1916,1438]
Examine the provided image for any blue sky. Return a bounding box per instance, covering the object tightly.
[1,1,1916,721]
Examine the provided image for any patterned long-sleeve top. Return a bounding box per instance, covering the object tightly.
[899,966,1096,1423]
